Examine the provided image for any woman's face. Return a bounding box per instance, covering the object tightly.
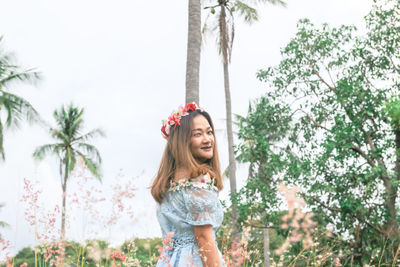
[190,115,214,163]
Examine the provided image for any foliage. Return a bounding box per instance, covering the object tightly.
[203,0,287,245]
[203,0,286,63]
[1,238,162,267]
[120,237,162,266]
[0,203,9,234]
[0,36,41,161]
[13,247,34,267]
[32,103,105,240]
[234,0,400,265]
[33,104,105,180]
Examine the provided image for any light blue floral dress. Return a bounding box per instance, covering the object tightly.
[156,173,226,267]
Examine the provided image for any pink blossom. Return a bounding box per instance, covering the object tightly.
[275,183,317,255]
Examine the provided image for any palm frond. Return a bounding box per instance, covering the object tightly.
[76,151,102,181]
[202,14,214,46]
[0,120,4,161]
[0,91,40,128]
[0,68,41,88]
[0,221,9,228]
[68,107,84,138]
[50,128,70,143]
[32,143,63,161]
[53,104,85,139]
[203,8,222,35]
[34,103,104,185]
[76,143,102,164]
[0,203,9,228]
[73,128,105,143]
[234,1,259,24]
[0,92,22,128]
[246,0,287,7]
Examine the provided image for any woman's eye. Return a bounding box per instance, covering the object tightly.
[208,131,213,135]
[194,133,201,137]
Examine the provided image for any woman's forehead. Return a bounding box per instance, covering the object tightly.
[191,115,211,129]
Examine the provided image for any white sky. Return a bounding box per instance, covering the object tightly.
[0,0,373,257]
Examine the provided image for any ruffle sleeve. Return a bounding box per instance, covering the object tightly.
[179,178,224,228]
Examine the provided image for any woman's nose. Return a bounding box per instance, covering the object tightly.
[202,134,211,143]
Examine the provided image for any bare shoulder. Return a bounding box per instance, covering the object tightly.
[173,167,191,182]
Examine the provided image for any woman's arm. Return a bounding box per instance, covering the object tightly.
[194,225,221,267]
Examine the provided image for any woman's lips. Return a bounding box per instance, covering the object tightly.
[201,146,212,151]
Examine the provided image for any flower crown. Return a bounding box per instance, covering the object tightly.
[161,102,204,139]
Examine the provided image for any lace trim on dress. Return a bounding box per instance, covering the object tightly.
[168,173,218,192]
[172,235,196,248]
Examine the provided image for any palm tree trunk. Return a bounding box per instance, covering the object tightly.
[223,61,239,242]
[219,4,239,243]
[185,0,201,105]
[61,168,68,241]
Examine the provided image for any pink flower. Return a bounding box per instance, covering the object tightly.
[154,232,175,264]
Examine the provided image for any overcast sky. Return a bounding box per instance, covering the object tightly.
[0,0,373,257]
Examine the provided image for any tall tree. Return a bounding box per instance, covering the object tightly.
[203,0,285,241]
[236,0,400,264]
[185,0,202,104]
[0,36,41,161]
[33,104,104,240]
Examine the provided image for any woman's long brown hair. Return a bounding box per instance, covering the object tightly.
[151,110,223,203]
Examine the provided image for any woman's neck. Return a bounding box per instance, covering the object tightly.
[174,167,191,181]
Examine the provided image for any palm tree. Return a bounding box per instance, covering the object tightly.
[33,104,105,240]
[203,0,286,242]
[0,203,10,230]
[185,0,202,104]
[0,36,41,161]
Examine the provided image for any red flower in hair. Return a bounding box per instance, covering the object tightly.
[161,124,167,135]
[161,103,204,139]
[171,116,181,128]
[186,103,197,112]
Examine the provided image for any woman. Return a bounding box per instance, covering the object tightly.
[151,102,225,267]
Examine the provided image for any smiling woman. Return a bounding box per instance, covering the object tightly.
[190,115,215,163]
[150,103,225,267]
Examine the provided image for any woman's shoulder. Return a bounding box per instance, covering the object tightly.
[168,173,218,193]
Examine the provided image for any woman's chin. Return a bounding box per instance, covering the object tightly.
[195,155,213,163]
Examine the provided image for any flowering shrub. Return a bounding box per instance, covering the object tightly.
[41,241,68,266]
[223,226,251,266]
[110,248,127,267]
[0,238,11,262]
[275,183,317,255]
[20,178,61,242]
[153,232,174,266]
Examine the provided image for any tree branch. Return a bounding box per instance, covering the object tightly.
[243,220,280,229]
[302,111,331,132]
[389,56,400,74]
[350,144,375,167]
[307,60,337,92]
[300,193,342,212]
[301,192,387,236]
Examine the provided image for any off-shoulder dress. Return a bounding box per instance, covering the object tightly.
[155,173,226,267]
